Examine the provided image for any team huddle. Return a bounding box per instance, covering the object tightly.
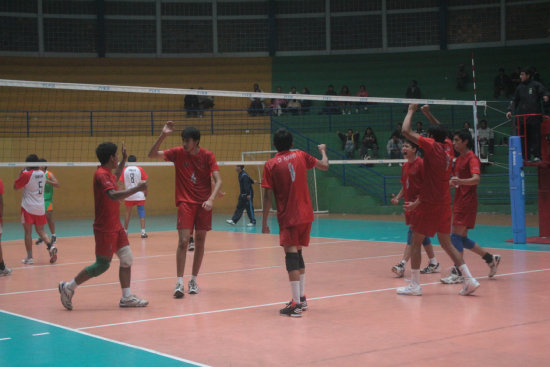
[0,106,499,316]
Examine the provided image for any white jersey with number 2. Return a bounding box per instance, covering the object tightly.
[121,166,147,201]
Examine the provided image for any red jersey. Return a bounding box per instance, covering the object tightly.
[262,150,318,229]
[401,157,424,225]
[0,178,3,196]
[417,137,454,205]
[164,147,219,205]
[93,166,123,232]
[453,150,481,212]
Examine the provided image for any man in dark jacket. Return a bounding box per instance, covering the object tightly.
[506,67,550,162]
[226,166,257,226]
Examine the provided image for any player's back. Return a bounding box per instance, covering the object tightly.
[18,169,46,215]
[420,138,453,205]
[263,150,317,228]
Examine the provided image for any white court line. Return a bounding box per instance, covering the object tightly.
[0,251,407,296]
[32,332,50,336]
[78,267,550,331]
[0,337,12,341]
[0,309,210,367]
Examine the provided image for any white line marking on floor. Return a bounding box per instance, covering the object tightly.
[32,332,50,336]
[0,337,12,341]
[77,267,550,331]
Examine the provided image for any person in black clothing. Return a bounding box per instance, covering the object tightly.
[322,85,339,114]
[184,90,200,117]
[226,166,257,226]
[506,67,550,162]
[337,129,360,158]
[406,80,422,99]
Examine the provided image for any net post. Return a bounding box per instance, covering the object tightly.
[509,136,526,243]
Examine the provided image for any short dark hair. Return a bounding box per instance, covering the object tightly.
[522,66,534,76]
[237,165,244,170]
[454,129,473,149]
[128,155,137,162]
[427,125,449,143]
[181,127,200,141]
[38,158,47,169]
[25,154,40,170]
[96,142,117,165]
[403,139,418,151]
[273,128,293,152]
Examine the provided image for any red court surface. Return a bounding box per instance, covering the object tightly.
[1,230,549,366]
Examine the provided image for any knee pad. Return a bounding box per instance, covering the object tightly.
[422,236,432,246]
[451,233,464,252]
[117,246,134,268]
[85,257,111,277]
[298,250,305,269]
[137,205,145,219]
[462,236,476,250]
[285,252,300,272]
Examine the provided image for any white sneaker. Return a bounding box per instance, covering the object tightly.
[58,281,74,310]
[21,258,34,265]
[49,246,58,264]
[174,282,185,298]
[120,294,149,307]
[188,278,199,294]
[459,278,480,296]
[226,219,235,225]
[392,263,405,278]
[0,267,12,276]
[397,283,422,296]
[246,222,256,227]
[488,255,501,278]
[420,263,440,274]
[188,240,195,252]
[440,267,464,284]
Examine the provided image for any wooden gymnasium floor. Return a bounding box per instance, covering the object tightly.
[0,214,549,366]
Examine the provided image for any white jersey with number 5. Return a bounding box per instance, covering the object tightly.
[121,165,147,201]
[14,169,46,215]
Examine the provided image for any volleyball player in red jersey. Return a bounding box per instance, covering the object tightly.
[58,142,148,310]
[399,104,479,296]
[262,128,329,317]
[441,130,500,284]
[148,122,222,298]
[391,140,439,277]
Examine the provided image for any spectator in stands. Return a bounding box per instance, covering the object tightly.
[322,84,338,115]
[300,87,312,113]
[506,66,550,162]
[286,86,301,115]
[477,119,495,157]
[494,68,512,98]
[356,85,369,113]
[415,121,426,136]
[387,132,404,160]
[184,89,200,117]
[197,87,214,117]
[510,66,521,91]
[406,80,421,99]
[392,123,405,143]
[463,122,474,137]
[456,64,468,91]
[270,86,287,116]
[248,83,265,116]
[360,127,379,159]
[339,85,352,115]
[337,129,360,158]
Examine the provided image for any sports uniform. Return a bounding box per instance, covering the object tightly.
[262,150,318,247]
[14,169,47,225]
[412,137,454,237]
[452,150,480,229]
[120,165,148,207]
[94,166,129,257]
[164,146,219,231]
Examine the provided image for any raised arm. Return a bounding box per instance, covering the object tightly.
[401,104,420,144]
[113,141,127,181]
[315,144,329,171]
[148,121,174,159]
[420,104,441,125]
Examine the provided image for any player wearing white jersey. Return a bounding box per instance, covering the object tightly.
[14,154,57,265]
[119,155,148,238]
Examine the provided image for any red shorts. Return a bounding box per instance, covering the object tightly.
[94,229,129,258]
[21,207,47,226]
[125,200,145,207]
[411,202,451,237]
[453,209,477,229]
[0,218,3,234]
[279,223,312,247]
[177,202,212,231]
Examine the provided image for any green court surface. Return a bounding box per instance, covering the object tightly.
[0,311,206,367]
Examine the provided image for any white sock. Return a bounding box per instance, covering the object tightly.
[52,233,56,237]
[459,264,473,279]
[67,279,78,291]
[299,274,305,297]
[430,257,438,265]
[400,259,406,266]
[177,277,184,284]
[191,275,197,282]
[122,288,131,298]
[141,229,146,234]
[411,269,420,285]
[290,281,300,304]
